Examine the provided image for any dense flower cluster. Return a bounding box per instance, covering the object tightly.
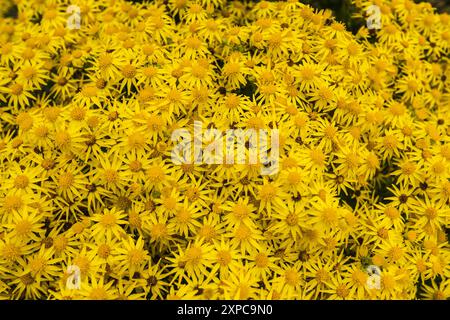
[0,0,449,300]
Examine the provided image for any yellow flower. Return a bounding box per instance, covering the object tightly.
[90,208,127,241]
[112,236,149,277]
[0,0,449,301]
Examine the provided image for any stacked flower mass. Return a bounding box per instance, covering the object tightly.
[0,0,449,300]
